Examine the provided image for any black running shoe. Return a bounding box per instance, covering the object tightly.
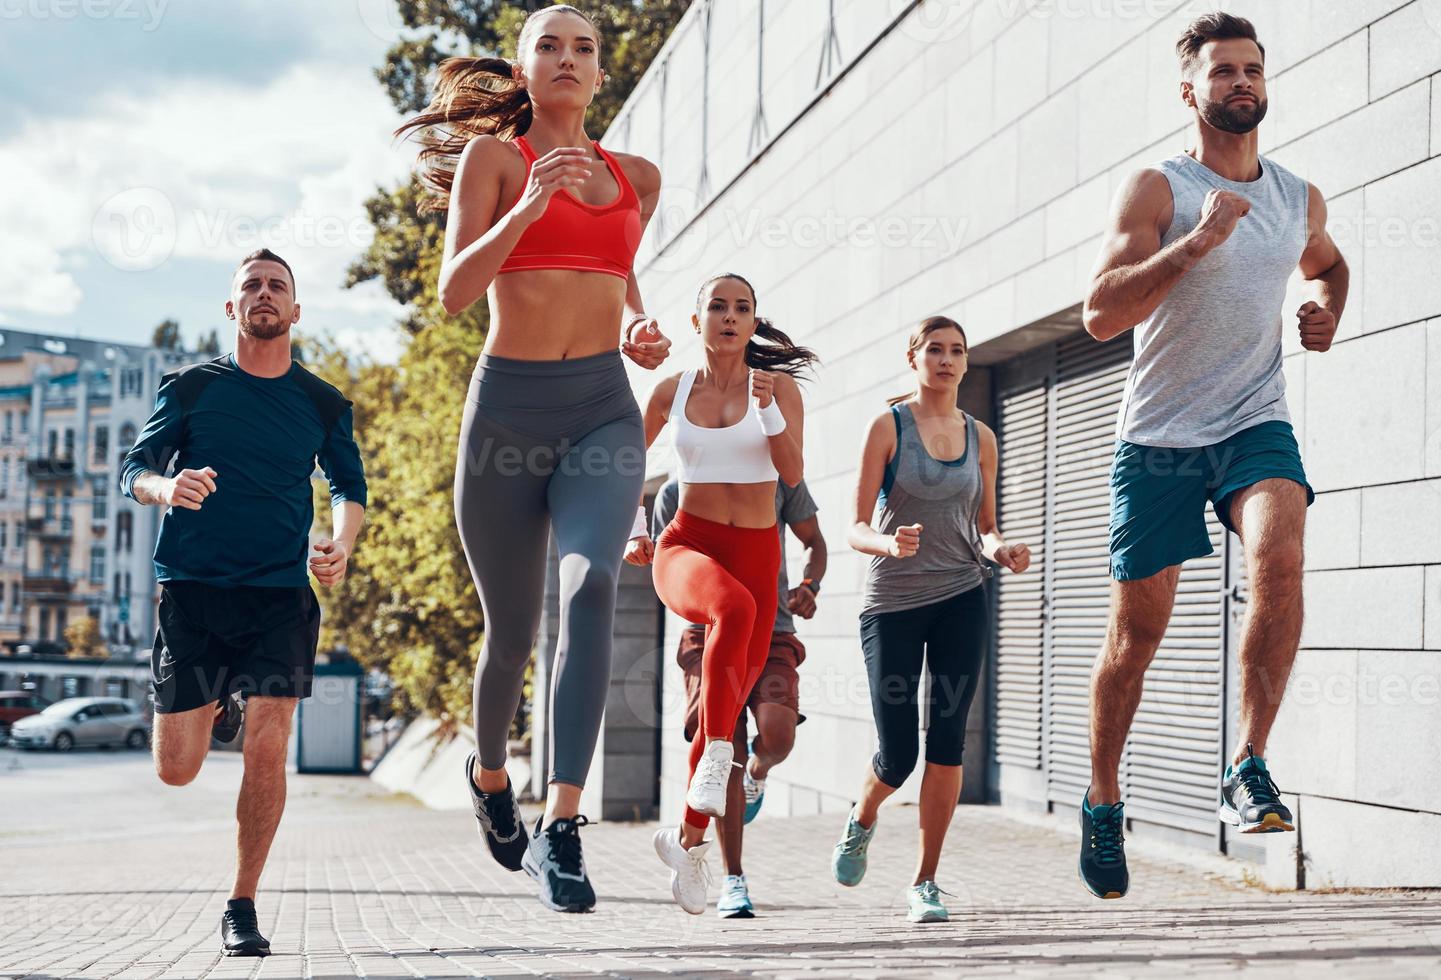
[1220,744,1295,833]
[220,898,270,957]
[464,752,528,871]
[1078,791,1129,900]
[521,814,596,913]
[212,694,243,744]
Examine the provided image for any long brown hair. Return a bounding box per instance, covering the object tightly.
[887,316,968,406]
[696,274,818,379]
[395,4,601,213]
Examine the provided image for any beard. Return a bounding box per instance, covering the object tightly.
[1200,94,1268,134]
[237,313,290,340]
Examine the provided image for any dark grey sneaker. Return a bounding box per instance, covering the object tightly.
[464,752,528,871]
[219,898,270,957]
[521,815,596,913]
[1078,791,1129,900]
[1219,744,1295,833]
[211,694,243,744]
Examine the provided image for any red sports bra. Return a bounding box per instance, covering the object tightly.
[497,136,644,281]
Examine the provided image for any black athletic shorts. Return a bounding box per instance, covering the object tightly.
[151,579,321,714]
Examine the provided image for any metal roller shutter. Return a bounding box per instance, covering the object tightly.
[992,330,1228,845]
[993,370,1050,769]
[1045,335,1133,807]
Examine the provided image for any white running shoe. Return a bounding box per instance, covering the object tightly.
[653,827,712,915]
[686,740,735,817]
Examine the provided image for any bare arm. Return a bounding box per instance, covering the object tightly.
[1294,183,1348,352]
[847,412,913,559]
[309,501,365,587]
[1083,168,1249,342]
[763,373,804,488]
[782,514,828,620]
[437,137,592,316]
[621,375,680,566]
[975,422,1029,573]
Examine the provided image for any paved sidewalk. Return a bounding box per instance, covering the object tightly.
[1,750,1437,978]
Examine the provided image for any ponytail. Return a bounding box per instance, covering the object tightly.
[746,318,819,379]
[395,57,534,213]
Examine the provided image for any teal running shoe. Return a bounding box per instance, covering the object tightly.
[742,742,765,824]
[1078,790,1129,900]
[716,873,754,919]
[1220,744,1295,833]
[831,807,876,887]
[906,880,950,923]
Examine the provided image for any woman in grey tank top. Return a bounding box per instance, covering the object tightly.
[830,316,1032,923]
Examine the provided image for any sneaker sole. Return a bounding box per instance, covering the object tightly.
[521,850,594,913]
[220,946,270,957]
[1077,861,1127,900]
[685,791,725,818]
[653,831,707,915]
[1218,808,1295,834]
[718,905,755,919]
[907,911,949,923]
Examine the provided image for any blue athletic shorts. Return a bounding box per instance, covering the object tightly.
[1108,420,1313,581]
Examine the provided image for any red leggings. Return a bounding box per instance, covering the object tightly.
[653,509,781,829]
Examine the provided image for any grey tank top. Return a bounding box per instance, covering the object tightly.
[1117,153,1310,447]
[861,404,990,617]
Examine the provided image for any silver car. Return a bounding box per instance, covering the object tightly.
[8,697,151,752]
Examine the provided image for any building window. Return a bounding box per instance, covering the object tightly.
[92,479,108,520]
[90,547,105,584]
[93,425,109,465]
[2,411,10,442]
[14,521,23,552]
[63,428,74,461]
[44,490,56,520]
[1,457,8,488]
[39,607,50,640]
[116,511,133,553]
[0,522,7,550]
[61,490,72,531]
[19,411,27,434]
[56,607,67,636]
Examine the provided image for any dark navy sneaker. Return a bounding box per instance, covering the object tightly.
[521,815,596,913]
[464,752,528,871]
[1078,791,1129,900]
[1220,744,1295,833]
[212,694,243,744]
[219,898,270,957]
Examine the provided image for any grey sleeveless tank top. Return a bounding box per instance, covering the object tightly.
[1117,153,1310,447]
[861,404,990,617]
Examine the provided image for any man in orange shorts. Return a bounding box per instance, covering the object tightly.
[651,475,826,917]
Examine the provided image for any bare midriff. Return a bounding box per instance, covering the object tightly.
[678,481,779,529]
[485,268,628,360]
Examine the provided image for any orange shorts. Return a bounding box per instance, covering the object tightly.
[678,627,806,745]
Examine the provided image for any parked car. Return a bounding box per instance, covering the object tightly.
[8,697,151,751]
[0,690,52,738]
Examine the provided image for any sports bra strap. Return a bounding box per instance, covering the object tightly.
[670,370,697,425]
[514,135,538,163]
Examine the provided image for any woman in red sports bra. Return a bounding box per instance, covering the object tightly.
[397,3,670,915]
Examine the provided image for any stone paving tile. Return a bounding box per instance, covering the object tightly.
[1,757,1438,978]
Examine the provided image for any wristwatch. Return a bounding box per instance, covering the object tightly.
[800,578,820,596]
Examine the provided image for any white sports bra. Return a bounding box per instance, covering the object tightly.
[669,369,779,485]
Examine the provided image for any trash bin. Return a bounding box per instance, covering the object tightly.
[295,658,363,774]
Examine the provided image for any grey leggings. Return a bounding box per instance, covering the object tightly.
[454,350,645,787]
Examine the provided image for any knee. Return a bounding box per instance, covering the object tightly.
[1251,545,1303,598]
[563,559,619,613]
[243,727,291,767]
[759,717,795,760]
[712,589,756,632]
[155,756,201,787]
[1104,619,1166,670]
[872,735,919,788]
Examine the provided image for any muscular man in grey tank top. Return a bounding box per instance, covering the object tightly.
[1075,13,1350,900]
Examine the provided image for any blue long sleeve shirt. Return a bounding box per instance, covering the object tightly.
[119,353,367,588]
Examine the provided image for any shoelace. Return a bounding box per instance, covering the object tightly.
[687,843,714,891]
[915,881,954,903]
[223,905,260,935]
[1237,765,1282,809]
[1090,806,1125,865]
[482,790,519,839]
[840,819,871,855]
[547,815,590,873]
[693,754,731,799]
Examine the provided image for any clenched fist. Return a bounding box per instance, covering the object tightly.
[164,467,217,511]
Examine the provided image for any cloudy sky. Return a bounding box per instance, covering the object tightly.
[0,0,418,360]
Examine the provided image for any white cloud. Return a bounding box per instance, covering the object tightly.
[0,51,417,345]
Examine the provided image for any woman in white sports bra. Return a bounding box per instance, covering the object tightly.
[624,273,815,914]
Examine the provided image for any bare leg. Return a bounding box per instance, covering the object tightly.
[1089,567,1181,804]
[232,697,296,901]
[152,699,217,786]
[748,703,797,782]
[1228,479,1307,765]
[713,742,746,875]
[854,764,900,828]
[913,762,962,885]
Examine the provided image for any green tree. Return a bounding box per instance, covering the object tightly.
[324,0,689,729]
[194,328,222,356]
[64,616,106,660]
[151,319,181,350]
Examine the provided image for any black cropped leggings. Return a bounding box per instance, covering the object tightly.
[859,584,988,787]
